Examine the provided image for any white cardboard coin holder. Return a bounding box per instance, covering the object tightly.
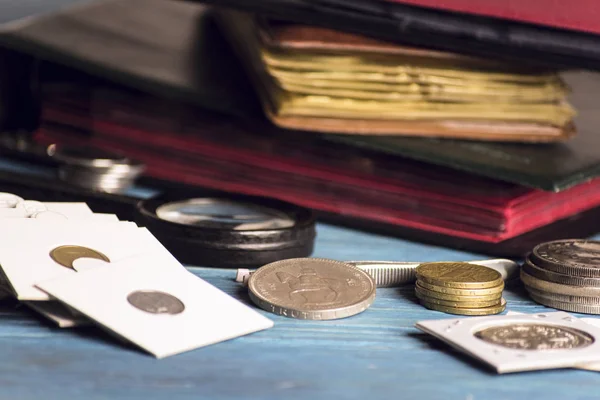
[36,254,274,358]
[0,220,170,300]
[416,311,600,373]
[24,301,91,328]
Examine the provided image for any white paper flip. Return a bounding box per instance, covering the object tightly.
[416,311,600,374]
[36,255,274,358]
[43,203,93,217]
[0,220,176,300]
[24,301,91,328]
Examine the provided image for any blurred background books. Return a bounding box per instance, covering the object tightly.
[2,0,600,256]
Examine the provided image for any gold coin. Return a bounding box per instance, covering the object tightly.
[416,279,504,296]
[415,282,502,302]
[416,262,503,289]
[415,289,501,308]
[420,298,507,316]
[49,245,110,270]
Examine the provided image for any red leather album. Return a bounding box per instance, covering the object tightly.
[33,83,600,245]
[389,0,600,35]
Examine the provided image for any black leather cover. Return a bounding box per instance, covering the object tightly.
[185,0,600,71]
[327,71,600,192]
[0,0,260,119]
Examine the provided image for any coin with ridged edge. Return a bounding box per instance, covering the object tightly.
[523,257,600,287]
[474,323,594,350]
[528,292,600,315]
[521,270,600,297]
[415,289,501,308]
[524,285,600,305]
[416,262,502,289]
[415,282,502,302]
[247,258,376,320]
[531,239,600,278]
[419,298,506,316]
[416,279,504,296]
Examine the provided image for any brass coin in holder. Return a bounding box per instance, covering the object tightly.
[49,245,110,270]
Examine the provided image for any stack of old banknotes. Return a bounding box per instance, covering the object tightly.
[217,10,575,142]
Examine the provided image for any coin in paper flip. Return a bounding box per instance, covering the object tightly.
[415,311,600,373]
[475,324,594,350]
[49,245,111,270]
[127,290,185,315]
[416,262,503,289]
[247,258,376,320]
[419,297,506,316]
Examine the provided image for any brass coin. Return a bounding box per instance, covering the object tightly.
[419,297,506,316]
[415,289,501,308]
[416,279,504,296]
[415,282,502,302]
[49,245,110,270]
[416,262,503,289]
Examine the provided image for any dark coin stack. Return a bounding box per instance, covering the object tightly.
[50,145,145,193]
[521,239,600,314]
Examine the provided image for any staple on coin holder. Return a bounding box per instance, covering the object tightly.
[0,192,24,208]
[416,311,600,374]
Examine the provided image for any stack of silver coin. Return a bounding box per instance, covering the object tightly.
[49,145,145,193]
[521,239,600,314]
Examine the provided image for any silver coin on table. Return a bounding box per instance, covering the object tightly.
[474,323,594,350]
[524,285,600,305]
[528,292,600,315]
[127,290,185,315]
[523,257,600,287]
[247,258,376,320]
[531,240,600,278]
[520,270,600,297]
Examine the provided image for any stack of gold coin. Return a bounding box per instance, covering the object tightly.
[415,262,506,315]
[521,239,600,314]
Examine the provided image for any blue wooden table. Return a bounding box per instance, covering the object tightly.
[1,221,600,400]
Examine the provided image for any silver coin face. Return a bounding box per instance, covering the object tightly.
[248,258,376,320]
[534,240,600,269]
[155,198,295,230]
[475,323,594,350]
[127,290,185,315]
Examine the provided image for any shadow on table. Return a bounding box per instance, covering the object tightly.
[14,301,148,357]
[408,331,498,376]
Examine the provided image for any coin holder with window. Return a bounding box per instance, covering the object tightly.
[416,311,600,373]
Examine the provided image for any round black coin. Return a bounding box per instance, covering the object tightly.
[135,193,316,268]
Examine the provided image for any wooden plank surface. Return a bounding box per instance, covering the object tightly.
[0,223,599,399]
